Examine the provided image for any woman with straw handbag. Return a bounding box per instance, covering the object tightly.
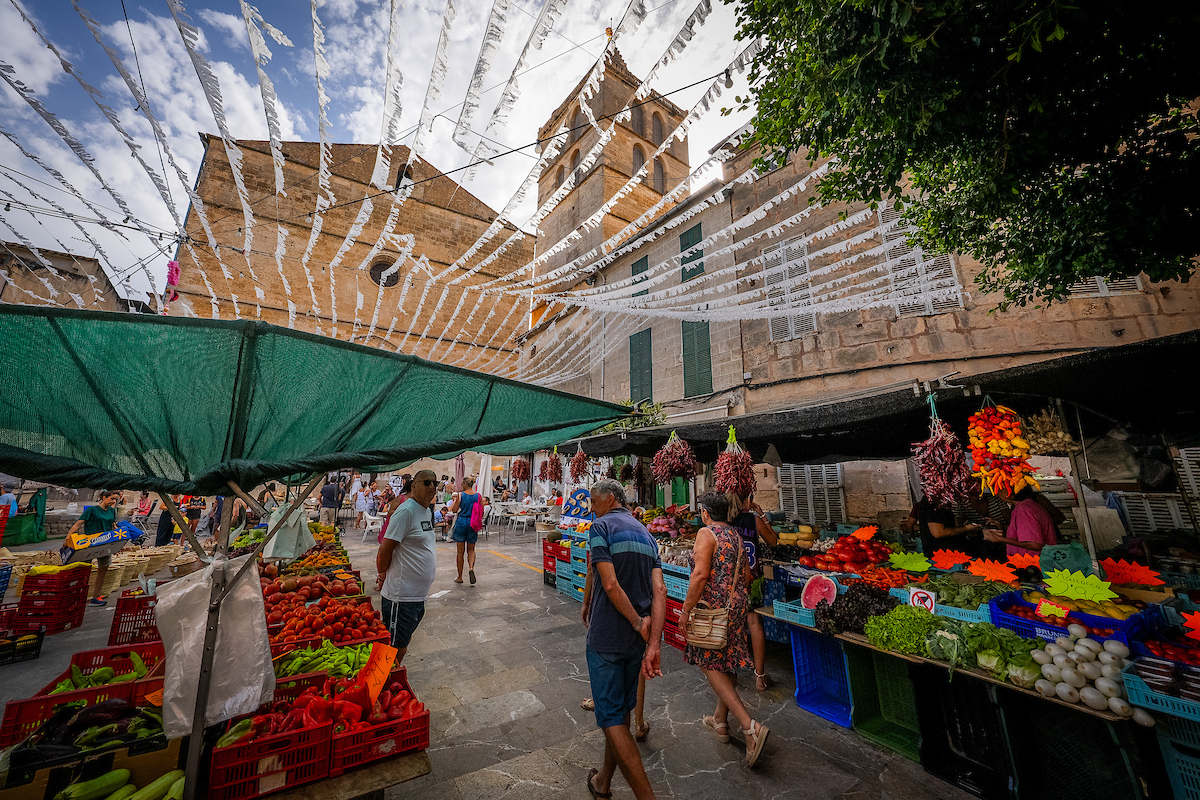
[680,491,770,768]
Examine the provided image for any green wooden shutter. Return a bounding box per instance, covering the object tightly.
[681,320,712,398]
[632,256,649,297]
[671,477,689,507]
[629,328,653,403]
[680,223,704,280]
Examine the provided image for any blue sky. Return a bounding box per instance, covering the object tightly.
[0,0,753,303]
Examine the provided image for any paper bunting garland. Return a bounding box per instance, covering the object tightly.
[1183,611,1200,642]
[889,552,932,572]
[1100,558,1164,586]
[967,559,1018,582]
[1007,552,1041,569]
[1042,569,1119,602]
[851,525,878,542]
[931,550,973,570]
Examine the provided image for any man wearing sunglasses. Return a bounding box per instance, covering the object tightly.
[376,469,439,664]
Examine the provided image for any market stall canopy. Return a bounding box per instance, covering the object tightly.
[574,329,1200,464]
[0,307,629,493]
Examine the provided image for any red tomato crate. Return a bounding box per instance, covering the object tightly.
[108,591,164,646]
[329,667,428,776]
[209,721,332,800]
[0,642,165,746]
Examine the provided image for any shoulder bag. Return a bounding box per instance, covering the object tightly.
[685,529,743,650]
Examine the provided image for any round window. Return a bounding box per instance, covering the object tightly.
[369,260,401,288]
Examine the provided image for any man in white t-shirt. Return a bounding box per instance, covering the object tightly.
[375,468,438,664]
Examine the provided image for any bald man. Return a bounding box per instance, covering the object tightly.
[375,468,439,663]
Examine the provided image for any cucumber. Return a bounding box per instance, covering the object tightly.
[163,777,185,800]
[127,770,184,800]
[102,787,138,800]
[53,769,130,800]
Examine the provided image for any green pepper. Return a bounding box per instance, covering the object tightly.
[130,652,148,678]
[215,719,256,749]
[49,679,76,695]
[70,664,85,689]
[109,671,139,684]
[88,667,116,686]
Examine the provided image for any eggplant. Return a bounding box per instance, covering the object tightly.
[38,703,88,746]
[8,743,80,770]
[68,699,135,730]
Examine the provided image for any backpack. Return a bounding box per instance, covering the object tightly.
[469,494,484,532]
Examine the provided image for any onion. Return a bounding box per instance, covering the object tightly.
[1073,645,1097,662]
[1132,708,1156,727]
[1032,649,1053,665]
[1055,682,1080,703]
[1056,636,1076,650]
[1068,624,1089,639]
[1095,677,1122,698]
[1097,651,1120,666]
[1061,667,1086,688]
[1100,664,1123,681]
[1068,651,1087,665]
[1035,679,1058,698]
[1042,664,1062,683]
[1045,644,1066,658]
[1077,637,1102,653]
[1108,696,1133,717]
[1103,640,1131,659]
[1054,654,1073,669]
[1080,687,1109,711]
[1078,662,1102,681]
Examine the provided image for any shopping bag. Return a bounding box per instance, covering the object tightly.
[155,553,274,738]
[262,504,316,562]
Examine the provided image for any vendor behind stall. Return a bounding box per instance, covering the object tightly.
[903,496,983,557]
[67,489,122,606]
[984,486,1060,555]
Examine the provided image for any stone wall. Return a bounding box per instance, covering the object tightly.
[841,461,912,523]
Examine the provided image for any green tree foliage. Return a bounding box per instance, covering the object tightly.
[730,0,1200,306]
[593,399,667,434]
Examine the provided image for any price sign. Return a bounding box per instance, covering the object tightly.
[1183,611,1200,641]
[909,588,936,613]
[354,642,399,705]
[851,525,878,542]
[967,559,1018,582]
[1100,558,1164,586]
[144,688,164,707]
[1043,569,1119,602]
[1008,552,1041,569]
[931,550,972,570]
[889,552,932,572]
[1035,599,1070,619]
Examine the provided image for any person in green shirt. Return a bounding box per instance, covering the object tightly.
[67,489,122,606]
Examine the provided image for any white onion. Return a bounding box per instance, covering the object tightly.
[1061,667,1087,688]
[1073,645,1097,662]
[1081,687,1109,711]
[1042,664,1063,682]
[1035,679,1058,698]
[1056,636,1077,650]
[1068,651,1087,665]
[1078,662,1102,681]
[1077,637,1102,653]
[1132,708,1156,727]
[1054,654,1073,669]
[1032,649,1053,665]
[1097,651,1120,666]
[1045,644,1066,658]
[1103,640,1131,659]
[1108,696,1133,717]
[1056,682,1081,703]
[1068,624,1089,639]
[1100,664,1123,681]
[1095,677,1122,698]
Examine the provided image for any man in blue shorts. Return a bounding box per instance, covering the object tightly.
[581,479,665,800]
[375,469,438,664]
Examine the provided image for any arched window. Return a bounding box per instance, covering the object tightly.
[369,260,401,288]
[570,149,581,175]
[653,159,665,193]
[554,166,564,188]
[571,108,585,143]
[651,113,664,145]
[631,105,644,138]
[632,145,645,176]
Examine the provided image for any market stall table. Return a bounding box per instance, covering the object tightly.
[266,752,430,800]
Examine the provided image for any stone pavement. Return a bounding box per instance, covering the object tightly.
[342,530,974,800]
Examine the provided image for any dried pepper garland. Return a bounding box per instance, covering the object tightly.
[619,462,634,482]
[537,458,549,481]
[968,404,1037,496]
[912,418,973,507]
[570,448,590,483]
[652,431,701,484]
[511,459,530,482]
[714,425,755,496]
[546,447,563,483]
[606,463,617,480]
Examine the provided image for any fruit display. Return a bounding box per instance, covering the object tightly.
[646,515,681,537]
[713,426,755,496]
[968,404,1038,496]
[1031,631,1145,719]
[912,418,973,507]
[815,582,900,635]
[267,596,386,646]
[795,535,892,574]
[1021,408,1078,455]
[307,522,341,545]
[1019,590,1146,621]
[1127,656,1200,722]
[800,574,838,609]
[285,541,350,572]
[512,458,530,482]
[641,507,665,524]
[774,525,817,548]
[1139,632,1200,666]
[570,448,589,484]
[651,432,700,484]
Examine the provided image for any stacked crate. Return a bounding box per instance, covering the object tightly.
[11,565,92,635]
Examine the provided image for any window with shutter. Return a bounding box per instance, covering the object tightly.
[571,109,584,142]
[680,223,704,280]
[632,256,649,297]
[631,105,644,138]
[762,237,817,341]
[681,320,713,398]
[653,159,665,193]
[629,328,653,403]
[652,113,664,145]
[1067,275,1142,297]
[879,208,963,317]
[632,146,645,177]
[554,166,564,188]
[777,464,846,524]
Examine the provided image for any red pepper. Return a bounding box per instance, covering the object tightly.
[338,684,371,712]
[333,721,348,734]
[390,689,411,710]
[387,704,406,720]
[306,696,332,724]
[323,679,334,697]
[406,698,424,718]
[331,699,364,725]
[292,694,315,709]
[351,721,371,731]
[378,690,392,710]
[280,708,306,732]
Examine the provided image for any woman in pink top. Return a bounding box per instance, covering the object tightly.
[984,486,1059,556]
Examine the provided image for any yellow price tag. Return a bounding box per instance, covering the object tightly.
[1042,569,1118,602]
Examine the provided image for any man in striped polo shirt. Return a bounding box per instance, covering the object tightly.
[581,479,666,800]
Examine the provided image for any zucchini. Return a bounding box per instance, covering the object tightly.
[127,770,184,800]
[52,768,130,800]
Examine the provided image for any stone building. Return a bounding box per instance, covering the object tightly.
[0,242,140,312]
[170,137,535,367]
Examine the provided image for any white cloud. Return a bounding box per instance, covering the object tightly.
[197,9,251,53]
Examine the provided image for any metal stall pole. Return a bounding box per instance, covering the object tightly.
[1058,399,1099,569]
[156,493,213,562]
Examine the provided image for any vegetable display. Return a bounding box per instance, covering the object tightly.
[909,575,1010,610]
[794,535,892,573]
[273,640,381,679]
[1034,631,1143,720]
[713,426,755,496]
[619,462,634,482]
[53,768,184,800]
[968,404,1038,496]
[268,596,388,646]
[11,700,164,772]
[864,605,944,655]
[1022,408,1077,456]
[538,458,549,482]
[48,652,151,694]
[570,448,589,484]
[815,583,899,636]
[512,459,530,482]
[912,418,973,507]
[651,431,701,484]
[965,623,1042,686]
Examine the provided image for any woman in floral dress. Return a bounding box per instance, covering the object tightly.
[681,491,770,767]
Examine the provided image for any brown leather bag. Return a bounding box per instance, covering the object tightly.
[685,533,743,650]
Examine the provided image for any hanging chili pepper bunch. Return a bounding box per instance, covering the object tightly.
[652,431,701,485]
[714,425,755,496]
[546,446,564,483]
[605,463,617,480]
[912,418,973,507]
[570,447,590,483]
[619,462,635,482]
[968,403,1038,496]
[537,457,549,481]
[512,458,530,482]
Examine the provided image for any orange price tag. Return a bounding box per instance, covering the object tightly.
[1008,552,1041,569]
[1183,611,1200,641]
[144,688,164,707]
[1035,599,1070,619]
[931,550,973,570]
[851,525,878,542]
[354,642,398,706]
[967,559,1018,582]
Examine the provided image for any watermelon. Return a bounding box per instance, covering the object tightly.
[800,574,838,609]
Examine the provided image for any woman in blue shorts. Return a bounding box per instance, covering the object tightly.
[448,477,486,585]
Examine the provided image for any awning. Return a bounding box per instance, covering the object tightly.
[0,307,629,493]
[574,329,1200,464]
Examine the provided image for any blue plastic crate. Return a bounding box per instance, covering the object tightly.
[790,626,851,728]
[569,570,587,589]
[1159,733,1200,800]
[774,599,816,627]
[570,543,588,562]
[661,562,690,580]
[664,573,688,602]
[762,617,789,644]
[989,592,1139,646]
[1124,662,1200,721]
[1162,572,1200,591]
[762,578,787,604]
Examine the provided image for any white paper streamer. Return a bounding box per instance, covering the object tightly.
[239,1,292,197]
[452,0,510,155]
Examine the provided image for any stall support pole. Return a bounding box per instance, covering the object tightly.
[156,493,212,561]
[183,495,232,800]
[1059,400,1099,569]
[225,480,268,518]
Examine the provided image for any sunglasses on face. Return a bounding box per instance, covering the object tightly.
[419,479,435,487]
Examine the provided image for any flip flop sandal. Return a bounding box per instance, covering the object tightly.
[702,715,730,743]
[581,698,595,711]
[587,768,612,799]
[745,721,770,768]
[635,722,651,742]
[469,569,477,585]
[755,671,774,692]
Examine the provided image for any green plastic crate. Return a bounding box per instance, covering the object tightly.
[844,643,919,761]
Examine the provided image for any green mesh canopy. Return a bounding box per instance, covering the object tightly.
[0,306,628,493]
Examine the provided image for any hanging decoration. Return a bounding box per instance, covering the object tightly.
[968,402,1037,497]
[1021,408,1078,456]
[546,446,563,483]
[912,397,972,507]
[652,431,700,485]
[512,458,530,482]
[538,456,549,481]
[713,425,755,496]
[570,446,589,484]
[619,462,635,483]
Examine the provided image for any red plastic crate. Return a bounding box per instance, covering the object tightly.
[209,721,331,800]
[663,620,686,651]
[0,642,166,746]
[0,602,18,630]
[329,667,427,776]
[542,554,559,573]
[17,591,87,616]
[665,598,684,628]
[19,566,92,594]
[10,606,86,636]
[542,540,569,562]
[108,592,163,647]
